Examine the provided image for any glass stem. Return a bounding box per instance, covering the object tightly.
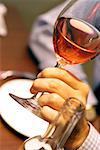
[55,62,60,67]
[55,61,64,68]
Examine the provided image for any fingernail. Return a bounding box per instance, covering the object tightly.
[30,85,37,94]
[37,72,41,78]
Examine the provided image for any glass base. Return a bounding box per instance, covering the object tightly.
[20,136,52,150]
[19,136,64,150]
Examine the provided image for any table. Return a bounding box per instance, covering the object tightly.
[0,5,100,150]
[0,6,38,150]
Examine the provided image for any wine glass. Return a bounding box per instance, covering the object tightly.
[53,0,100,67]
[9,0,100,149]
[10,0,100,118]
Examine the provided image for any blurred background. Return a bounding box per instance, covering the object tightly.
[0,0,94,86]
[0,0,63,29]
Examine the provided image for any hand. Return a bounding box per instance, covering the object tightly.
[30,67,89,150]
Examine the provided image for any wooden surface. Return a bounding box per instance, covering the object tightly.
[0,5,100,150]
[0,6,38,150]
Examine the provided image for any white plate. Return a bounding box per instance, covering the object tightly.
[0,79,49,137]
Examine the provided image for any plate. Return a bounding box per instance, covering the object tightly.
[0,79,49,137]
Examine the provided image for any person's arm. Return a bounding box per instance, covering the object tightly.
[30,67,100,150]
[77,123,100,150]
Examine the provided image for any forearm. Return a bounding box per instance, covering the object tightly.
[65,121,100,150]
[64,117,89,150]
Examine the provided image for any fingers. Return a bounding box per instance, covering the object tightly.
[41,104,70,124]
[37,67,85,90]
[41,106,59,122]
[38,93,65,111]
[30,78,75,99]
[30,67,89,106]
[29,67,89,124]
[38,93,65,123]
[37,67,89,102]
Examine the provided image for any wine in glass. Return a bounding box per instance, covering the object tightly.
[10,0,100,149]
[53,1,100,67]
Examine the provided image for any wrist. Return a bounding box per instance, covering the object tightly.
[64,117,89,150]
